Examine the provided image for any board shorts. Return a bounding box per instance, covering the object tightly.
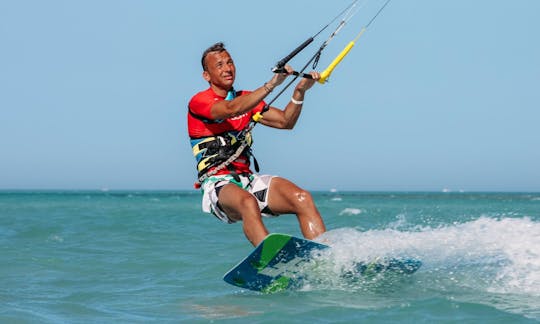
[201,173,279,224]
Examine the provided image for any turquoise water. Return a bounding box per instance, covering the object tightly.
[1,191,539,323]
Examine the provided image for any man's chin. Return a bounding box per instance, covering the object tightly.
[222,81,234,89]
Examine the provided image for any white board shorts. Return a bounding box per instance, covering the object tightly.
[201,173,279,224]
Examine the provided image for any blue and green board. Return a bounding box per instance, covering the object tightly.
[223,233,422,293]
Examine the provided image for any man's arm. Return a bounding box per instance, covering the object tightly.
[259,71,320,130]
[210,69,291,120]
[210,83,273,120]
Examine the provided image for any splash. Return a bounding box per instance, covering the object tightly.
[306,217,540,318]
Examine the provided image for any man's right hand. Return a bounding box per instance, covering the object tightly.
[266,64,293,91]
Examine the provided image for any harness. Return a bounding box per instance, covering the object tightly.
[190,89,260,187]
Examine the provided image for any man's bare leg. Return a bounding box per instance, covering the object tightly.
[268,177,326,240]
[217,183,269,246]
[217,178,326,246]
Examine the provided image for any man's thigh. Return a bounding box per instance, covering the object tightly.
[267,177,309,214]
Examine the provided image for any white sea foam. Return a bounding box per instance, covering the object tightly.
[339,208,363,216]
[47,234,64,243]
[316,217,540,296]
[303,217,540,318]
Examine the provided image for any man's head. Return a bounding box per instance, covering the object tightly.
[201,42,235,90]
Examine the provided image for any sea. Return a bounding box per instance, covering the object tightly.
[1,190,539,323]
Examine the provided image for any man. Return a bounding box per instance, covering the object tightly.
[188,42,326,246]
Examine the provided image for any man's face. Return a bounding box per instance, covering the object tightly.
[203,50,236,90]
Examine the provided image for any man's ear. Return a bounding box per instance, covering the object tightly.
[202,70,210,82]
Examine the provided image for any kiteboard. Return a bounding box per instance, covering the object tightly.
[223,233,421,293]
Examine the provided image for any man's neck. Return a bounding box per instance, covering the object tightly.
[210,84,231,97]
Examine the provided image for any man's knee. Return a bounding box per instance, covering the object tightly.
[290,188,315,209]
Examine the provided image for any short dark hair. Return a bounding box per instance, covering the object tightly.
[201,42,226,71]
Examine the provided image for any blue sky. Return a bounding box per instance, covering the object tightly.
[1,0,539,191]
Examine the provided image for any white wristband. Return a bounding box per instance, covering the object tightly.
[290,97,303,105]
